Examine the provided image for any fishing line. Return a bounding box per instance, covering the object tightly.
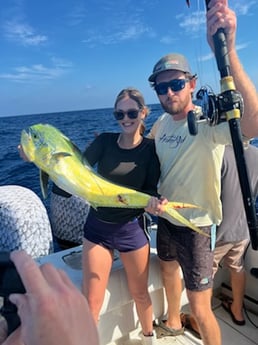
[192,0,220,93]
[194,0,205,87]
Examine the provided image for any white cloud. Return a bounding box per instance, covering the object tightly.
[160,35,178,45]
[3,20,48,46]
[80,1,155,46]
[232,1,257,15]
[236,42,250,50]
[0,59,72,83]
[82,22,153,46]
[66,4,87,26]
[198,42,249,62]
[198,52,214,62]
[50,57,73,68]
[177,11,206,34]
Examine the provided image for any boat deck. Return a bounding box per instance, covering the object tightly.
[119,302,258,345]
[37,240,258,345]
[0,296,257,345]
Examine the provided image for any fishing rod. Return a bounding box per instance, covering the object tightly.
[186,0,258,250]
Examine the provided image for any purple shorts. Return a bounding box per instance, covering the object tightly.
[157,218,213,291]
[83,212,148,252]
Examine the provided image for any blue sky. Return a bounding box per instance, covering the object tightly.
[1,0,258,117]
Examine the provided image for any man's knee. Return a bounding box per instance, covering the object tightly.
[160,259,180,275]
[187,289,213,317]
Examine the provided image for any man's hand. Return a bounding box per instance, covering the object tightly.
[206,0,236,54]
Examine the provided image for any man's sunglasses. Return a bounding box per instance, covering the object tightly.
[154,79,190,95]
[113,109,140,121]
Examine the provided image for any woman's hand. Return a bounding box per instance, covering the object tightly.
[145,196,168,216]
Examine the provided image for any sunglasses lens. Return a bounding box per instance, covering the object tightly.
[113,110,139,120]
[154,84,167,95]
[155,79,187,95]
[113,111,124,120]
[172,79,186,91]
[127,110,139,119]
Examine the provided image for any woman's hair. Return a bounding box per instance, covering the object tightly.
[114,87,149,135]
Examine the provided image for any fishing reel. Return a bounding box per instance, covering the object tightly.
[187,86,244,135]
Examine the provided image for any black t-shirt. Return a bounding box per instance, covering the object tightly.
[83,133,160,223]
[53,133,160,223]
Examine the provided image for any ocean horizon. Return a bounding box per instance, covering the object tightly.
[0,104,163,210]
[1,103,257,212]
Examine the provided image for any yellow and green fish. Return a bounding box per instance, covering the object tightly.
[21,124,205,235]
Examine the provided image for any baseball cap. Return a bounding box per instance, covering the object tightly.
[148,53,192,82]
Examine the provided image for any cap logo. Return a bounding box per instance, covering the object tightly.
[155,59,180,72]
[165,61,180,68]
[167,60,179,65]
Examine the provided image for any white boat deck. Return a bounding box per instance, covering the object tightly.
[119,303,258,345]
[38,230,258,345]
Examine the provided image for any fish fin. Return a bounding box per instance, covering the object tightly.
[82,154,91,167]
[72,145,82,157]
[50,152,74,165]
[163,206,209,237]
[40,170,49,199]
[52,152,72,159]
[63,138,82,157]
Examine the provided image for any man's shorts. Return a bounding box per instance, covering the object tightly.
[157,218,213,291]
[213,239,249,275]
[84,211,148,252]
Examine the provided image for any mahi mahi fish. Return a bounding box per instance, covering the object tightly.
[20,123,206,235]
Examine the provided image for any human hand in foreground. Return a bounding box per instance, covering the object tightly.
[145,196,168,216]
[6,251,99,345]
[206,0,236,53]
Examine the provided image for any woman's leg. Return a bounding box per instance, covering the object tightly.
[82,239,113,323]
[120,243,153,335]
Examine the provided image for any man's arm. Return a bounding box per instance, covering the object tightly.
[228,50,258,138]
[206,0,258,138]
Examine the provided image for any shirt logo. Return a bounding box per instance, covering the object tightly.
[159,133,186,148]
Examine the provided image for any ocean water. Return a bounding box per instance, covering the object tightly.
[0,104,163,210]
[1,105,258,213]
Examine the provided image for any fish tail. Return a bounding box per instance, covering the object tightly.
[163,204,210,237]
[166,201,200,209]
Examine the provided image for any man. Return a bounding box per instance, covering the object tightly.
[169,143,258,338]
[214,143,258,326]
[147,1,258,345]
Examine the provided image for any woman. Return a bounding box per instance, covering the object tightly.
[82,87,160,344]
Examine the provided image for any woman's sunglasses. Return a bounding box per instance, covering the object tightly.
[154,78,189,95]
[113,109,140,121]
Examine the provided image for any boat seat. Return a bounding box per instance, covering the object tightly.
[0,185,53,257]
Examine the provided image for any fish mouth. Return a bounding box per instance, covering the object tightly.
[20,128,33,153]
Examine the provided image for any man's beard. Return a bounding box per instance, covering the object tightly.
[160,96,190,116]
